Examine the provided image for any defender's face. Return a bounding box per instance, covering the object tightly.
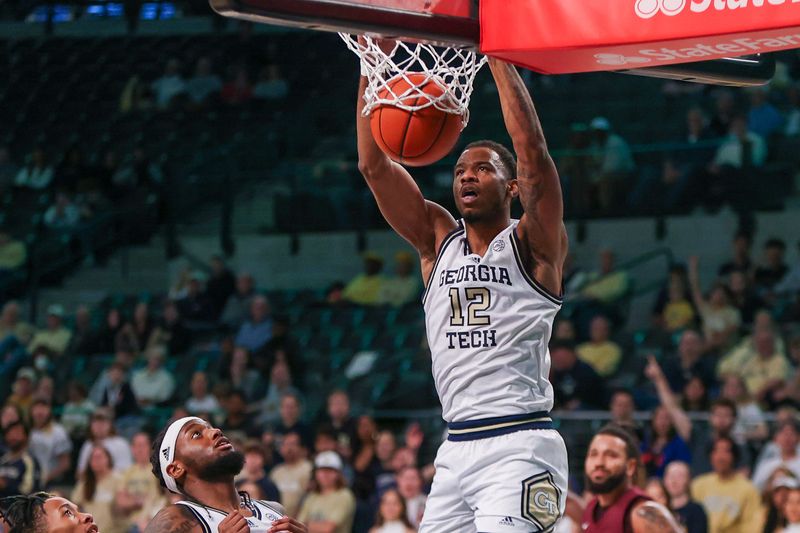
[585,434,633,487]
[452,147,513,220]
[43,497,98,533]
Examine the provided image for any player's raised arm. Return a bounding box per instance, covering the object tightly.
[488,57,567,295]
[356,72,456,272]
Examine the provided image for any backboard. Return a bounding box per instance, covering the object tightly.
[209,0,479,47]
[209,0,776,85]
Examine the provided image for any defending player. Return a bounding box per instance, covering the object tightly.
[583,425,681,533]
[144,417,306,533]
[357,51,569,531]
[0,492,99,533]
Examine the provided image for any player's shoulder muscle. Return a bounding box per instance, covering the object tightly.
[144,504,203,533]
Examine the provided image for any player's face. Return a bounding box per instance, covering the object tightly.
[175,420,241,477]
[584,434,634,494]
[42,497,98,533]
[453,147,514,221]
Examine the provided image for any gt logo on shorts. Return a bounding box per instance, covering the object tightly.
[521,471,561,530]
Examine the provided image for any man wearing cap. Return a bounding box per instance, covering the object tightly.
[145,417,306,533]
[28,304,72,357]
[130,346,175,407]
[296,451,355,533]
[589,116,635,212]
[753,420,800,492]
[342,252,385,306]
[379,251,420,307]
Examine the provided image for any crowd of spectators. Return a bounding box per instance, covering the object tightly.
[121,54,289,114]
[0,251,432,532]
[560,77,800,216]
[549,226,800,531]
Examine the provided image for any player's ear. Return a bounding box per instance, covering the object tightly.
[507,178,519,199]
[166,461,186,482]
[625,458,638,479]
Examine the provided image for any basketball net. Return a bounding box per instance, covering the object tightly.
[340,34,487,128]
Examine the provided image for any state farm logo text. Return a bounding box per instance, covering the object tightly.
[635,0,799,19]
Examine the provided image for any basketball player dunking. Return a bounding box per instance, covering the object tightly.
[144,417,306,533]
[357,53,568,532]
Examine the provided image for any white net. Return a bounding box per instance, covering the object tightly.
[340,34,487,128]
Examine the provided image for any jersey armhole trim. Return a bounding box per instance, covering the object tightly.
[510,227,563,306]
[421,223,465,305]
[176,503,212,533]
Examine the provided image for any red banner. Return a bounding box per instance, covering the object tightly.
[480,0,800,74]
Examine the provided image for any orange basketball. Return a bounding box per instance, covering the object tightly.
[370,73,464,167]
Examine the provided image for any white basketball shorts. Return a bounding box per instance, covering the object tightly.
[419,417,568,533]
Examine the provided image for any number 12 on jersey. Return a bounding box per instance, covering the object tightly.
[448,287,491,326]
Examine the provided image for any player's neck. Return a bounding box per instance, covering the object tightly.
[184,479,243,512]
[596,482,630,509]
[463,215,510,256]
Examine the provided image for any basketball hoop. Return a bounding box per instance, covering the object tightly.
[340,34,487,128]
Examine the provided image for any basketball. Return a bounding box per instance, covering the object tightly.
[370,73,464,167]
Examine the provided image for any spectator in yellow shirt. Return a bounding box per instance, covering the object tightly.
[297,451,356,533]
[379,251,420,307]
[691,436,764,533]
[0,300,34,344]
[0,229,26,272]
[738,328,791,401]
[28,304,73,357]
[580,249,631,304]
[577,315,622,377]
[343,252,385,306]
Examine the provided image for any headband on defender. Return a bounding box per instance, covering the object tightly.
[159,417,202,494]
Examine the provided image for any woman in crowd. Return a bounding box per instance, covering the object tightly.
[369,488,416,533]
[764,470,798,533]
[71,446,123,533]
[645,477,671,508]
[297,451,356,533]
[689,256,741,350]
[75,408,131,474]
[641,405,692,478]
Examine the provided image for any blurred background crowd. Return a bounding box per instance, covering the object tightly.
[2,2,800,533]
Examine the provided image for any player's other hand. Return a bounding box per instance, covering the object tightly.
[219,511,250,533]
[269,516,307,532]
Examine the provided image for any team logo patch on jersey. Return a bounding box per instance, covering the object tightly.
[521,471,561,530]
[493,240,505,252]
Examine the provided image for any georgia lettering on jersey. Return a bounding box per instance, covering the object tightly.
[438,262,511,350]
[423,220,561,422]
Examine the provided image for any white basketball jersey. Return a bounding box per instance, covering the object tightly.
[422,219,561,422]
[176,500,284,533]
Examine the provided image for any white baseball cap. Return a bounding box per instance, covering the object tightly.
[314,451,343,472]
